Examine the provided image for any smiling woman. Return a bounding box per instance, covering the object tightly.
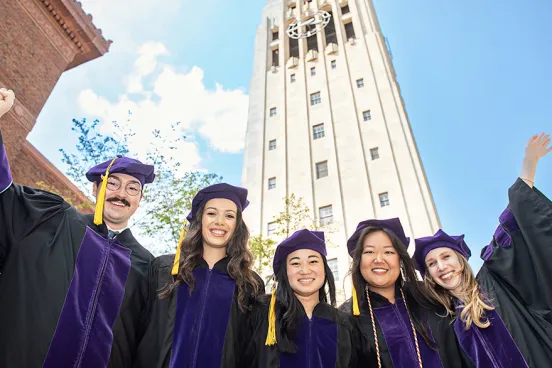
[135,183,265,368]
[242,229,377,367]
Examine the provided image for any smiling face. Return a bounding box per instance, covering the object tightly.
[360,231,401,293]
[92,173,143,229]
[425,247,464,295]
[201,198,238,251]
[286,248,325,299]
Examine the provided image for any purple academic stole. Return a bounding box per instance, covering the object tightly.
[280,315,338,368]
[374,298,443,368]
[170,267,236,368]
[42,227,132,368]
[454,308,528,368]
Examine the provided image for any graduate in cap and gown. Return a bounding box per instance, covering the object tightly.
[339,218,469,368]
[243,229,377,368]
[0,88,156,367]
[413,133,552,367]
[135,183,265,368]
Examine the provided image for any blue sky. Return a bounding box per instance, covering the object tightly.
[28,0,552,269]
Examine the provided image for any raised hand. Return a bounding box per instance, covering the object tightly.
[0,88,15,118]
[520,133,552,187]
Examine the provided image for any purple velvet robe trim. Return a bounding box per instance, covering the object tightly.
[280,315,338,368]
[374,298,443,368]
[0,141,12,193]
[170,267,236,368]
[454,309,528,368]
[483,208,520,261]
[42,228,132,368]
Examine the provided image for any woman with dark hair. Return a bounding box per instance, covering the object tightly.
[135,183,264,368]
[243,229,376,367]
[414,133,552,367]
[339,218,468,368]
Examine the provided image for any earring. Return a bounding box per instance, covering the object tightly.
[400,262,407,285]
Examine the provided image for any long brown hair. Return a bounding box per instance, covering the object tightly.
[160,203,262,312]
[423,251,494,330]
[348,226,438,348]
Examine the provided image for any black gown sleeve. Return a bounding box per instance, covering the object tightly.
[0,129,68,271]
[480,178,552,310]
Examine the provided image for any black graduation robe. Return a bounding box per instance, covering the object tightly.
[0,130,153,368]
[340,286,470,368]
[470,178,552,367]
[243,300,376,368]
[134,254,264,368]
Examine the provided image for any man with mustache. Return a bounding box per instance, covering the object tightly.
[0,88,155,368]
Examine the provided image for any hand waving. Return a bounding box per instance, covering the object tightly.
[0,88,15,118]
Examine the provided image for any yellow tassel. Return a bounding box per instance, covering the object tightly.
[265,282,277,346]
[352,281,360,316]
[93,158,117,226]
[171,220,188,276]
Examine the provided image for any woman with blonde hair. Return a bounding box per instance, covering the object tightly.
[414,133,552,367]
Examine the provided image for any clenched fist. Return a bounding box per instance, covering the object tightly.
[0,88,15,118]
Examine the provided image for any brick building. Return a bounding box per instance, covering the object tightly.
[0,0,111,211]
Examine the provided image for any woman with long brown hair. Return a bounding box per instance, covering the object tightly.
[340,218,468,368]
[135,183,264,368]
[414,133,552,367]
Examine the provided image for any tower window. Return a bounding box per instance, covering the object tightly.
[328,258,339,281]
[356,78,364,88]
[310,92,321,105]
[341,5,350,14]
[316,161,328,179]
[319,205,333,226]
[313,123,325,139]
[269,140,277,151]
[272,31,279,41]
[270,107,277,117]
[290,74,296,83]
[311,67,316,76]
[289,37,299,58]
[379,192,390,207]
[370,147,380,160]
[345,22,356,40]
[324,12,338,45]
[272,49,279,67]
[306,25,318,51]
[268,177,276,190]
[363,110,372,121]
[267,222,277,236]
[331,60,337,69]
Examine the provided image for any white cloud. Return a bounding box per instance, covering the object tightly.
[78,42,249,174]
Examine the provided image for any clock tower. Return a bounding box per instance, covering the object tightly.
[242,0,440,291]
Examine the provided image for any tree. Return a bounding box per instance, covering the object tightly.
[56,117,221,255]
[249,194,336,279]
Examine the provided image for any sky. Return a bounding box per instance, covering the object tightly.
[28,0,552,269]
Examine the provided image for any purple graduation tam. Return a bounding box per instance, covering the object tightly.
[273,229,326,275]
[413,229,471,277]
[347,218,410,256]
[186,183,249,222]
[85,156,155,188]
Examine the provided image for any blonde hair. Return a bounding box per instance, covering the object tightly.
[424,251,494,330]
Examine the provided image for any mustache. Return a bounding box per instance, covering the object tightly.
[106,197,130,207]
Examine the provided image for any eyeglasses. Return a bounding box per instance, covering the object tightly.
[106,178,142,196]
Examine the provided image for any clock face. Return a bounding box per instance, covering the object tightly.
[287,10,332,39]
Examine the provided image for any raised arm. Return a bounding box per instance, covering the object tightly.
[481,133,552,310]
[519,133,552,188]
[0,88,68,272]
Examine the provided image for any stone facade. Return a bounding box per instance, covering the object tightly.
[242,0,440,293]
[0,0,112,211]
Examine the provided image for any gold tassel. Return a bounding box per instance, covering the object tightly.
[265,282,277,346]
[93,158,117,226]
[171,220,188,276]
[352,281,360,316]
